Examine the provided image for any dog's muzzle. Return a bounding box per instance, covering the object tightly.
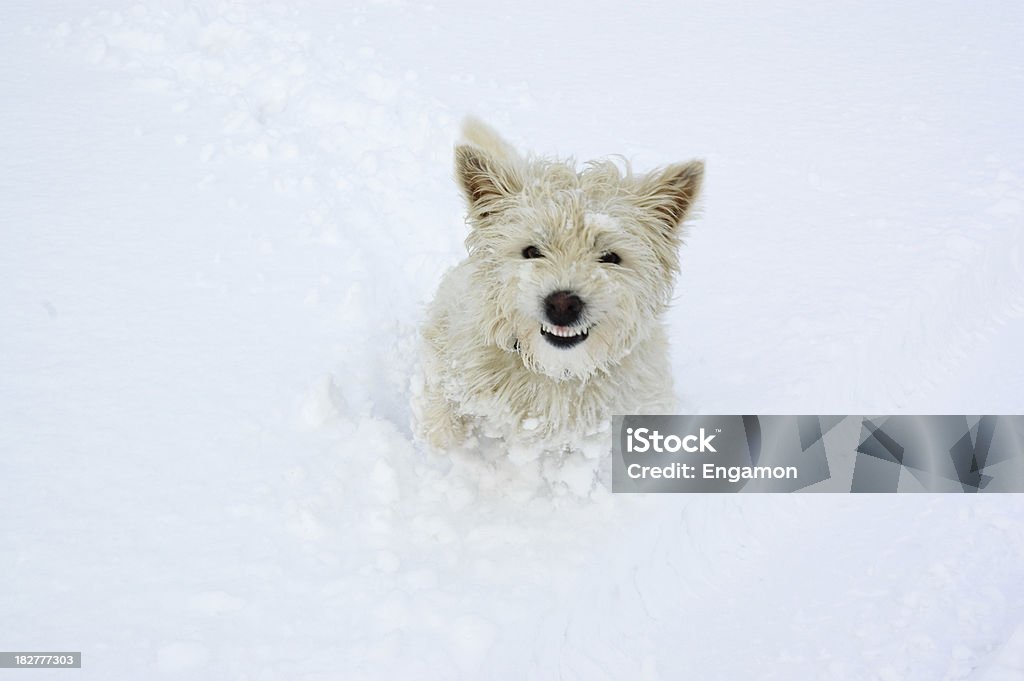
[541,290,588,348]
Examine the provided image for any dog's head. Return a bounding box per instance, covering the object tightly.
[455,118,704,380]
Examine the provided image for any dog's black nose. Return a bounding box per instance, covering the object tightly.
[544,290,584,326]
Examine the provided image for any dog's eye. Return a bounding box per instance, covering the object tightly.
[599,252,621,265]
[522,246,544,259]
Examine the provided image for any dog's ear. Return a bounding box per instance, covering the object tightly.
[637,160,705,233]
[460,116,520,162]
[455,144,521,219]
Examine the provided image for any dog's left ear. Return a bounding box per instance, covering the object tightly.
[637,160,705,234]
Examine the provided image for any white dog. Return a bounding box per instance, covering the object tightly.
[413,118,704,452]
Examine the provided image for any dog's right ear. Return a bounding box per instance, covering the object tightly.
[460,116,520,162]
[455,144,521,220]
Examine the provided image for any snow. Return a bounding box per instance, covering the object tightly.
[2,1,1023,679]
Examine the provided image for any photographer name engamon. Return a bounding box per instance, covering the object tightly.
[624,427,799,483]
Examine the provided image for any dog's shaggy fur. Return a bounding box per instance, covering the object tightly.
[413,118,704,451]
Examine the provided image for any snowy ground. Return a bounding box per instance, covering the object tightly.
[2,1,1023,679]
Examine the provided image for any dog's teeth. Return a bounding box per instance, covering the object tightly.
[541,324,589,339]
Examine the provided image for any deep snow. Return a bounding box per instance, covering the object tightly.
[2,1,1023,679]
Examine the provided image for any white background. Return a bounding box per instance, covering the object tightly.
[2,1,1023,679]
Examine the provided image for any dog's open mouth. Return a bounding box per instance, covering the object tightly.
[540,323,589,348]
